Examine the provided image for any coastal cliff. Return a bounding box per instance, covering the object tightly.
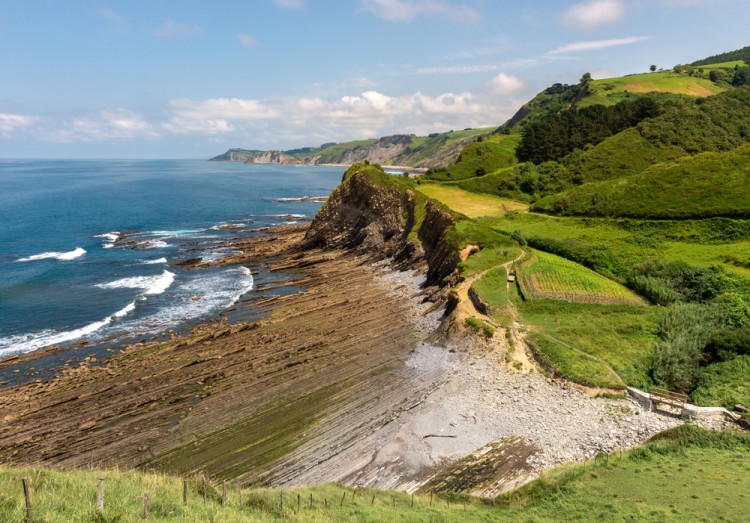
[305,163,460,288]
[210,128,495,169]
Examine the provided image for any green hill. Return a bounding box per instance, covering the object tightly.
[211,128,496,169]
[692,45,750,66]
[577,71,727,109]
[532,145,750,219]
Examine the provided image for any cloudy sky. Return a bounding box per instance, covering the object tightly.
[1,0,747,158]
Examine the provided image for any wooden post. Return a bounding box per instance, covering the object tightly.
[143,492,150,519]
[297,493,301,513]
[280,490,283,511]
[21,478,32,521]
[97,475,105,512]
[309,492,313,509]
[325,498,328,509]
[411,493,414,507]
[340,491,346,506]
[371,494,375,505]
[222,480,227,506]
[183,479,188,506]
[202,476,207,507]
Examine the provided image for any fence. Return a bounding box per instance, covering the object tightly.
[12,474,474,520]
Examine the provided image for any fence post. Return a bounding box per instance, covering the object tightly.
[97,475,105,513]
[280,490,283,512]
[310,492,313,509]
[21,478,32,521]
[411,493,414,507]
[144,492,150,519]
[183,479,188,506]
[297,493,301,513]
[430,492,433,507]
[340,491,346,506]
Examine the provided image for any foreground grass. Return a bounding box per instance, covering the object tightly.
[2,427,749,522]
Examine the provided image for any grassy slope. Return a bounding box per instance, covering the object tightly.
[420,133,521,181]
[2,427,748,522]
[577,71,726,108]
[417,184,527,218]
[520,250,643,305]
[534,145,750,219]
[412,184,750,389]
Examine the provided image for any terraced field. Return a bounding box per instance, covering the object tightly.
[519,251,644,305]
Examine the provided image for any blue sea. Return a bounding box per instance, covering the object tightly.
[0,160,342,359]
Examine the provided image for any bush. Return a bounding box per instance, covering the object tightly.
[652,302,728,392]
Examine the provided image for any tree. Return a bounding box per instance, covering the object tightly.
[650,64,657,72]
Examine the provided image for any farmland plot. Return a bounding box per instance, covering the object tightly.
[519,251,644,305]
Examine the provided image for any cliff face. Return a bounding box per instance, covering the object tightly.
[304,165,460,288]
[209,149,297,164]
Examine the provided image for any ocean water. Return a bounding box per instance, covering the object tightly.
[0,160,342,359]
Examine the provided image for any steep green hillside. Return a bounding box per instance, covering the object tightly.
[532,145,750,219]
[577,71,726,108]
[421,133,520,181]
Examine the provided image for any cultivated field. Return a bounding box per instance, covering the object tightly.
[518,251,644,305]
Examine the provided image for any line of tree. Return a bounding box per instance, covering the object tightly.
[691,45,750,66]
[516,96,661,164]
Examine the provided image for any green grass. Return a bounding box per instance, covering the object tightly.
[534,145,750,219]
[519,300,664,388]
[464,316,495,337]
[519,250,643,305]
[578,71,726,108]
[4,427,748,522]
[459,246,521,277]
[417,184,528,219]
[421,133,520,181]
[692,355,750,408]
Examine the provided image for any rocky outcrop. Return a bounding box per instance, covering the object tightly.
[304,165,460,289]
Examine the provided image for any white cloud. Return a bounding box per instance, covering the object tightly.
[488,73,524,95]
[0,113,37,134]
[563,0,625,29]
[548,36,650,55]
[49,109,158,142]
[155,20,203,38]
[159,88,519,145]
[275,0,305,7]
[237,33,256,47]
[361,0,480,23]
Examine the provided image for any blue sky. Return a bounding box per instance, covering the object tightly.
[0,0,747,158]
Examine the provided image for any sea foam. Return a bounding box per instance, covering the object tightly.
[140,257,168,265]
[0,300,137,357]
[16,247,86,262]
[96,270,175,296]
